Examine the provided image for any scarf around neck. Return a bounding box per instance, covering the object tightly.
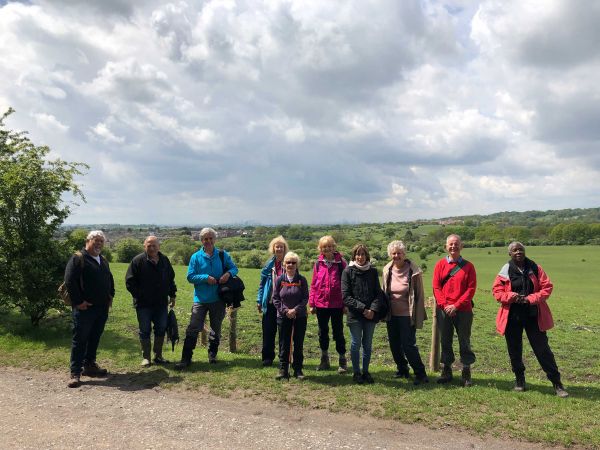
[349,261,371,271]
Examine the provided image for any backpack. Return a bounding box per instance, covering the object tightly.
[217,250,245,308]
[58,251,85,306]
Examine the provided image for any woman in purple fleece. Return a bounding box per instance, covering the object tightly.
[272,251,309,380]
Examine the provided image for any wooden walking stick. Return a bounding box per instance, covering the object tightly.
[228,306,238,353]
[428,296,441,372]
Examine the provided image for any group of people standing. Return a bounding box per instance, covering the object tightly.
[257,235,428,384]
[63,229,569,398]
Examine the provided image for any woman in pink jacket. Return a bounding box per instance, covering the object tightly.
[492,242,568,398]
[309,235,348,373]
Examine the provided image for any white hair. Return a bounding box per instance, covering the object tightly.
[86,230,106,241]
[508,241,525,254]
[199,227,217,240]
[284,251,300,264]
[387,240,406,258]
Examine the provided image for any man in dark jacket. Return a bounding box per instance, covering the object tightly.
[64,230,115,388]
[126,236,177,367]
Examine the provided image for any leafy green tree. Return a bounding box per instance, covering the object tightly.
[115,238,144,263]
[66,228,89,252]
[243,250,264,269]
[101,246,113,263]
[0,108,86,325]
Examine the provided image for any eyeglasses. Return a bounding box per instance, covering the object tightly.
[285,261,297,265]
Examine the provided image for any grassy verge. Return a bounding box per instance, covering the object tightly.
[1,246,599,447]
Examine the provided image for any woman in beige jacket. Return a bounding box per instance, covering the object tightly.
[382,240,428,384]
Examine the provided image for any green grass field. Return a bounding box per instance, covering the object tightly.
[1,246,599,446]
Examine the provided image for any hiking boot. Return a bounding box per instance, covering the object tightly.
[82,362,108,377]
[153,336,168,364]
[362,372,375,384]
[553,382,569,398]
[293,369,305,380]
[317,352,330,371]
[67,373,80,388]
[174,359,191,370]
[514,373,526,392]
[462,366,472,387]
[208,354,217,364]
[353,372,364,384]
[337,355,348,374]
[394,369,410,379]
[175,344,194,370]
[437,365,453,384]
[262,359,273,367]
[414,374,430,386]
[275,368,289,380]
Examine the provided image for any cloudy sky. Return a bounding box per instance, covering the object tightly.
[1,0,599,225]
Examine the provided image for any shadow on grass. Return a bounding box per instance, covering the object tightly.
[168,353,265,374]
[82,367,183,391]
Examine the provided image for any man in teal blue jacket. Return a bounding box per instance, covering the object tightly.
[175,227,238,369]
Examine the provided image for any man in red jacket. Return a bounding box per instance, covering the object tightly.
[432,234,476,386]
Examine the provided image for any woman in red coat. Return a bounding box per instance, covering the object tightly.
[492,242,568,397]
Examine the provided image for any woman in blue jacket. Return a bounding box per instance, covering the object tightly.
[175,227,238,369]
[257,235,289,366]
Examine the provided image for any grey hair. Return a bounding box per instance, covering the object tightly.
[508,241,525,254]
[387,240,406,258]
[144,235,159,244]
[199,227,217,240]
[86,230,106,241]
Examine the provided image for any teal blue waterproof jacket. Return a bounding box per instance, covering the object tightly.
[187,247,238,304]
[257,256,276,311]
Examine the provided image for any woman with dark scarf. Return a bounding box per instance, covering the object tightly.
[492,241,568,397]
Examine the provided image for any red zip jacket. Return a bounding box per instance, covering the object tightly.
[492,262,554,335]
[432,257,476,312]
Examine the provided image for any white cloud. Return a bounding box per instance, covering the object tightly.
[0,0,598,224]
[31,112,69,133]
[88,122,125,144]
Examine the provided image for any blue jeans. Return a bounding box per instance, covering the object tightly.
[348,320,377,374]
[136,306,168,340]
[70,305,109,375]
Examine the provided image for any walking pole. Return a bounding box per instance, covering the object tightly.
[289,317,295,369]
[429,297,440,372]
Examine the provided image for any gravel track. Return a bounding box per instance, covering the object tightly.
[0,367,555,449]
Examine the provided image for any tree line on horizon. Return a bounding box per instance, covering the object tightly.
[2,107,598,325]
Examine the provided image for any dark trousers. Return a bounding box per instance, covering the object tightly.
[316,307,346,355]
[136,305,168,340]
[261,302,278,362]
[504,313,561,383]
[436,308,476,367]
[185,301,226,357]
[70,305,109,374]
[278,316,307,371]
[386,316,426,377]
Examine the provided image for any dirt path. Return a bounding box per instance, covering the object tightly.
[0,367,556,449]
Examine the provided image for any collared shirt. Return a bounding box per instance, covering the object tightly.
[446,255,464,264]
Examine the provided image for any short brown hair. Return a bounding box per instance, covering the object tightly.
[351,243,370,262]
